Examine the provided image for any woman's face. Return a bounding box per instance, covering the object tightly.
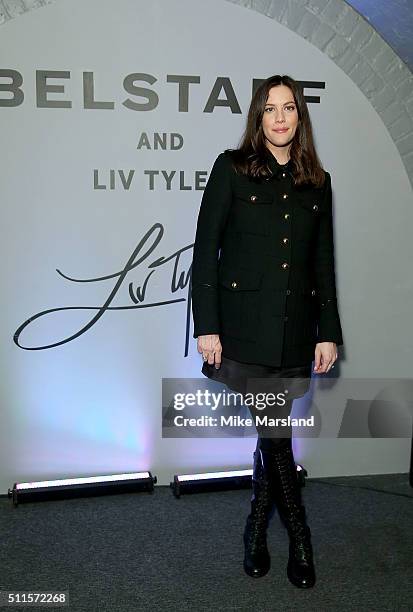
[261,85,299,154]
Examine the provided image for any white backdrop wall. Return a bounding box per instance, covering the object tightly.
[1,0,412,493]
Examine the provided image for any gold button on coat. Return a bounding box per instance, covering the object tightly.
[282,193,288,199]
[250,195,257,202]
[313,204,318,211]
[282,237,289,244]
[231,281,237,288]
[281,262,289,270]
[284,213,290,220]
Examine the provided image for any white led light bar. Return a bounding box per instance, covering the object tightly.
[16,472,151,490]
[171,463,307,496]
[9,471,156,506]
[177,469,252,482]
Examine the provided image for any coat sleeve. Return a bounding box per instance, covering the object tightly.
[191,152,233,338]
[313,171,344,346]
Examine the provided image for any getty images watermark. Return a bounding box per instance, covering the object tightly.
[161,377,413,438]
[171,388,311,432]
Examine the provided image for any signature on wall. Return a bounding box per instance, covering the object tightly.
[13,223,194,354]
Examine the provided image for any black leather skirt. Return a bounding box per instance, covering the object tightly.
[201,355,312,400]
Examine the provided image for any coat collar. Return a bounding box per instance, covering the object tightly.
[265,152,293,180]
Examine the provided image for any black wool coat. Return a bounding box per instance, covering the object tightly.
[190,150,344,368]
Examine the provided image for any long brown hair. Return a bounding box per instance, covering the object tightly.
[226,75,326,188]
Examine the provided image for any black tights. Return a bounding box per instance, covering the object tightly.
[247,398,295,454]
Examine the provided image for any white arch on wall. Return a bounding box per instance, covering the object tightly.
[224,0,413,187]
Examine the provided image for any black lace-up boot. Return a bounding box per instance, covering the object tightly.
[260,437,316,588]
[243,444,275,578]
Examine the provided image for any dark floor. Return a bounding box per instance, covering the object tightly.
[0,473,412,612]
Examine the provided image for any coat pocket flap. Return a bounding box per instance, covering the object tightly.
[300,287,317,296]
[233,189,273,205]
[297,194,322,214]
[218,266,263,291]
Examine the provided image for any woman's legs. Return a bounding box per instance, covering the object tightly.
[243,399,295,578]
[243,399,316,587]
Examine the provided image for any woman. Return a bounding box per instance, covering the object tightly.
[190,75,343,588]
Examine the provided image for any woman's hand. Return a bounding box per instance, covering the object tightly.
[313,342,337,373]
[197,334,222,369]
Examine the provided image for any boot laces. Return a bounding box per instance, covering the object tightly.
[245,478,272,552]
[290,524,313,562]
